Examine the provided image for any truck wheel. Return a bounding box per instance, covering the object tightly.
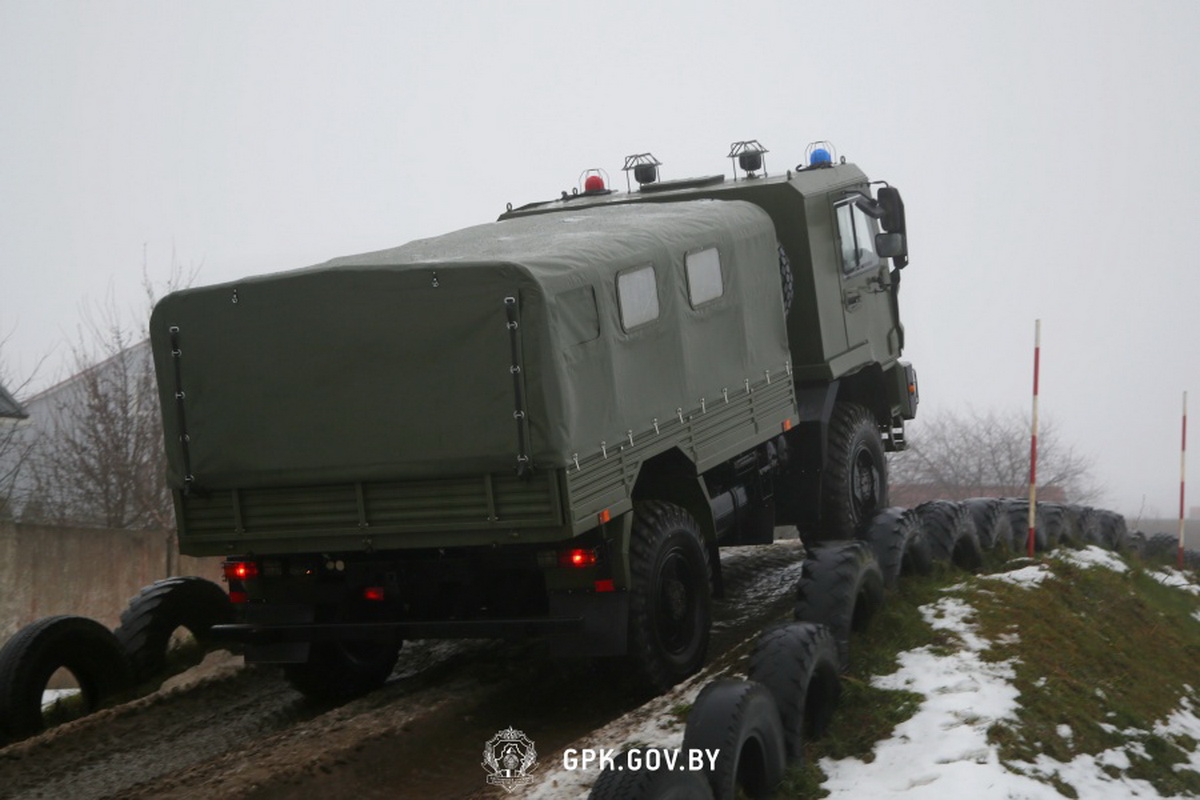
[284,638,401,702]
[114,576,234,684]
[626,501,712,694]
[747,622,840,763]
[862,507,931,587]
[821,403,888,539]
[588,750,714,799]
[682,679,786,800]
[0,615,133,743]
[793,541,883,672]
[778,244,794,315]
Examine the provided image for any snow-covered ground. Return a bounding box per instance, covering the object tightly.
[822,547,1200,798]
[531,546,1200,799]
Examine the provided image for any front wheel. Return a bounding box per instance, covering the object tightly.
[625,501,712,694]
[820,402,889,539]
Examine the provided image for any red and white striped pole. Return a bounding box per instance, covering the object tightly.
[1179,391,1188,570]
[1028,319,1041,558]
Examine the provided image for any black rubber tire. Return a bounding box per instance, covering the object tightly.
[1002,499,1046,553]
[1093,509,1128,551]
[1145,531,1179,559]
[862,507,932,587]
[625,501,712,693]
[114,576,234,683]
[588,750,714,800]
[1073,506,1105,547]
[1055,504,1086,548]
[1037,503,1067,549]
[1124,530,1147,559]
[915,501,983,570]
[961,498,1015,552]
[793,541,884,672]
[284,638,402,702]
[0,615,133,743]
[682,679,786,800]
[820,403,888,539]
[747,622,841,763]
[778,244,794,316]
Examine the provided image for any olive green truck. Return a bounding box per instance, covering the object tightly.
[150,141,917,699]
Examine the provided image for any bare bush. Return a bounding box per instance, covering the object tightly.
[889,407,1101,504]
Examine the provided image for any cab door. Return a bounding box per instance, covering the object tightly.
[834,196,900,364]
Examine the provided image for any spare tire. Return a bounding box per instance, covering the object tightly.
[114,576,234,684]
[0,615,132,743]
[682,679,786,800]
[588,749,714,800]
[793,541,884,671]
[748,622,841,762]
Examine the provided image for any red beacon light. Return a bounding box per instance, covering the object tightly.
[578,168,610,195]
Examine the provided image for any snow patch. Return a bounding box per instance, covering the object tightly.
[41,688,80,709]
[1149,568,1200,596]
[1056,545,1129,573]
[982,563,1052,588]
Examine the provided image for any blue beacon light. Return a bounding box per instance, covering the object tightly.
[809,148,832,166]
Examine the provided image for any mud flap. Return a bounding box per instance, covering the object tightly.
[548,591,629,658]
[242,604,314,664]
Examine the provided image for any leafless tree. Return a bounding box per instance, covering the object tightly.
[24,259,196,529]
[0,334,44,519]
[888,407,1101,503]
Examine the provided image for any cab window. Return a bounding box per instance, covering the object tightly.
[617,264,659,330]
[836,202,880,274]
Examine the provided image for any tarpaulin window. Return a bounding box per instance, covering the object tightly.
[685,247,723,307]
[617,264,659,331]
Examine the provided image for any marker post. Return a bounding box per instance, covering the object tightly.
[1028,320,1041,558]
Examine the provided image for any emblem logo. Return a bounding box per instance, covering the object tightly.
[482,726,537,793]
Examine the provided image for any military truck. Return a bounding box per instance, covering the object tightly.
[149,140,917,699]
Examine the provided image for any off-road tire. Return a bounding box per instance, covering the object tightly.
[862,507,932,587]
[1037,503,1067,549]
[682,679,786,800]
[626,501,712,693]
[1003,499,1046,553]
[747,622,841,762]
[793,541,884,671]
[114,576,234,684]
[1073,506,1105,547]
[588,750,714,799]
[1055,504,1086,548]
[0,615,133,743]
[961,498,1015,552]
[1124,530,1147,558]
[820,403,888,539]
[915,501,983,570]
[284,639,401,702]
[778,244,794,316]
[1093,509,1128,551]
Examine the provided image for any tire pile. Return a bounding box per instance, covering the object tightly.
[0,576,232,746]
[589,497,1199,800]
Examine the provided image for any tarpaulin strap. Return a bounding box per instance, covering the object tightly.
[504,296,532,478]
[168,326,196,493]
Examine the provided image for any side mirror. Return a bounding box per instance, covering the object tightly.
[876,232,906,259]
[877,186,906,234]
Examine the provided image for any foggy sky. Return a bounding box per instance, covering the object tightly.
[2,0,1197,518]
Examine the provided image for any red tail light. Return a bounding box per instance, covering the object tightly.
[560,548,598,568]
[229,590,248,604]
[364,586,386,602]
[223,560,259,581]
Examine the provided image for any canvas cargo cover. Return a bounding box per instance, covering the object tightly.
[150,200,790,490]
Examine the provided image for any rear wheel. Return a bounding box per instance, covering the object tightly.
[821,403,888,539]
[284,638,401,702]
[626,501,712,693]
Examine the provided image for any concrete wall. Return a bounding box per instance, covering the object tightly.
[0,522,222,644]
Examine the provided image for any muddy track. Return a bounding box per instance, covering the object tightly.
[0,537,807,800]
